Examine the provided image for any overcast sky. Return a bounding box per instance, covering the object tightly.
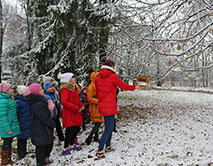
[4,0,22,14]
[5,0,17,6]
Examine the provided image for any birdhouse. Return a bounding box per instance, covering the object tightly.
[136,76,149,89]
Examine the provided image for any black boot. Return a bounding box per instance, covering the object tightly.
[17,139,27,160]
[85,136,92,145]
[93,135,100,143]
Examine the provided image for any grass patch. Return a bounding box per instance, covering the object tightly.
[168,154,179,160]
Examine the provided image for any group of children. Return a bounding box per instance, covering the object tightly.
[0,71,107,166]
[0,59,136,165]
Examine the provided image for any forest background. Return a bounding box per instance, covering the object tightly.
[0,0,212,88]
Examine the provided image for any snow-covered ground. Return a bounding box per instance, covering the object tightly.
[3,89,213,165]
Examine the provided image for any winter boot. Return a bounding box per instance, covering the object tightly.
[74,137,79,145]
[7,148,14,165]
[93,135,100,143]
[45,157,53,164]
[1,150,8,166]
[85,136,92,145]
[69,144,81,151]
[104,145,114,153]
[62,148,71,156]
[95,150,105,159]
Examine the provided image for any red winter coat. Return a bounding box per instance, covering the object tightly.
[60,83,83,128]
[95,66,135,116]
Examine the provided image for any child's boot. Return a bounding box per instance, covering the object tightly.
[74,137,79,145]
[85,136,92,145]
[1,150,8,166]
[93,134,100,143]
[45,157,53,164]
[69,144,81,151]
[7,148,14,165]
[62,148,71,156]
[95,150,105,159]
[104,145,114,153]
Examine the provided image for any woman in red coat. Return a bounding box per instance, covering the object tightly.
[95,59,136,158]
[58,73,84,155]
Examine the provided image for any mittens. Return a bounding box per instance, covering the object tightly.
[48,100,55,111]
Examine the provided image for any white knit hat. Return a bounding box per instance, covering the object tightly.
[42,76,53,83]
[57,72,74,83]
[17,85,27,95]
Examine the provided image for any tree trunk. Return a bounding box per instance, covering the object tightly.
[156,55,162,86]
[0,0,3,83]
[99,0,110,65]
[26,0,33,51]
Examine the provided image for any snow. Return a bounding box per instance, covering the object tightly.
[3,88,213,165]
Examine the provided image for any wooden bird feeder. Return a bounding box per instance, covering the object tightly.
[136,76,149,89]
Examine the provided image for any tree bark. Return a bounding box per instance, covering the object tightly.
[99,0,110,65]
[0,0,3,83]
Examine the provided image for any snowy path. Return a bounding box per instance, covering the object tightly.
[10,89,213,165]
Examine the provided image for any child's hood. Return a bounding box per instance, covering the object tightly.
[60,83,80,92]
[26,94,47,105]
[90,72,99,82]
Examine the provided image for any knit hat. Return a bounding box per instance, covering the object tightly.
[0,83,11,93]
[58,72,74,83]
[42,76,53,83]
[17,85,27,95]
[43,82,54,91]
[28,83,41,95]
[80,86,87,92]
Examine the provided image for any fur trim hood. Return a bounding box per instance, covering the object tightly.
[59,83,80,92]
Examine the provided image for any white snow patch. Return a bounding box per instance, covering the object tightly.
[2,89,213,165]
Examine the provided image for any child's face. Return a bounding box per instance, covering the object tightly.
[69,77,76,84]
[6,86,13,95]
[46,86,55,93]
[83,89,87,94]
[39,86,44,96]
[49,79,54,84]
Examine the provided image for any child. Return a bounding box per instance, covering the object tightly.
[43,81,65,149]
[16,85,32,160]
[0,82,20,165]
[42,77,64,142]
[79,86,90,131]
[85,72,104,145]
[43,82,58,119]
[58,72,84,155]
[95,59,136,158]
[25,83,55,165]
